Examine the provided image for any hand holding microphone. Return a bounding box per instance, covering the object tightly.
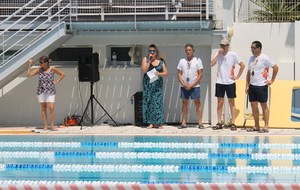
[148,49,155,62]
[148,54,153,64]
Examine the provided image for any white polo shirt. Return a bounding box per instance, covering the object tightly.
[215,51,242,85]
[177,56,203,87]
[248,53,275,86]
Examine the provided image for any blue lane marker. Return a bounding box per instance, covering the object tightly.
[81,142,118,148]
[6,164,53,171]
[54,152,96,158]
[208,153,252,159]
[219,143,259,148]
[178,166,228,173]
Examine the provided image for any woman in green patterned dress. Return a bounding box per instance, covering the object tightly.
[141,44,168,129]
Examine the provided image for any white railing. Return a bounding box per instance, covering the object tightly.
[235,0,300,23]
[0,0,71,67]
[71,0,214,21]
[0,0,215,22]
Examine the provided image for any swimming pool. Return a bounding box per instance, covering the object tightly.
[0,135,299,186]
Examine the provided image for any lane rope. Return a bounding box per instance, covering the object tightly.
[0,151,299,160]
[0,142,299,149]
[1,164,299,174]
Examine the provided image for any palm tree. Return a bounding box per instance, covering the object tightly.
[248,0,300,22]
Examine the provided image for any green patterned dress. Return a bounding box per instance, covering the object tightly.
[142,58,164,125]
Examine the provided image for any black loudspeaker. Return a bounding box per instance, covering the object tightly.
[134,91,146,126]
[78,53,100,82]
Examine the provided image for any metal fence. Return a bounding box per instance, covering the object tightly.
[0,0,71,66]
[236,0,300,23]
[0,0,215,21]
[2,0,299,23]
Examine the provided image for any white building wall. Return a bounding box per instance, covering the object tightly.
[295,21,300,81]
[231,22,295,80]
[0,66,142,126]
[222,0,235,29]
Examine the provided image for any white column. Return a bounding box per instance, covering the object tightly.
[295,21,300,81]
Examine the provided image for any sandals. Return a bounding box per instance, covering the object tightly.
[212,123,223,130]
[259,128,269,133]
[212,123,237,131]
[246,127,260,132]
[198,124,205,129]
[178,125,187,129]
[179,124,205,129]
[42,127,58,131]
[50,128,58,131]
[229,123,237,131]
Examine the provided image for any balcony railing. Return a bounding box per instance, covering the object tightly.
[0,0,216,22]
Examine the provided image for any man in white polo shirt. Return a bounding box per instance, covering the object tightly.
[246,41,279,133]
[177,43,204,129]
[210,39,245,131]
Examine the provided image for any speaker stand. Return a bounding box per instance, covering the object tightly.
[79,82,118,129]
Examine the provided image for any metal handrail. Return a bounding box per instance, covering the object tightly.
[0,0,71,67]
[0,1,64,56]
[0,0,51,36]
[0,9,70,67]
[0,0,36,27]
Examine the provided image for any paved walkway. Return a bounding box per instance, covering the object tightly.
[0,124,300,136]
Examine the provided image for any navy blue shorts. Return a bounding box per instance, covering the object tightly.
[215,83,236,98]
[180,87,201,99]
[248,85,268,103]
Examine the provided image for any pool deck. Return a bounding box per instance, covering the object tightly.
[1,124,300,136]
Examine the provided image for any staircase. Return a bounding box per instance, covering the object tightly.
[0,0,72,89]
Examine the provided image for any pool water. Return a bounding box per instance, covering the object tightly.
[0,135,300,184]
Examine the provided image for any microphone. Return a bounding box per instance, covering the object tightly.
[149,53,153,60]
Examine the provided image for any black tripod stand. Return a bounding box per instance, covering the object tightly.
[79,82,118,129]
